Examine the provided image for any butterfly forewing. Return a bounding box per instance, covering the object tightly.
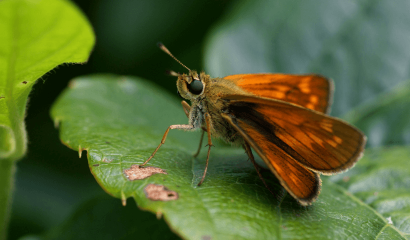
[223,74,333,114]
[222,95,366,175]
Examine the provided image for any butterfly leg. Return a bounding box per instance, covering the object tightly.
[243,141,275,196]
[140,124,194,167]
[182,100,207,157]
[193,130,205,158]
[197,112,213,186]
[181,100,190,118]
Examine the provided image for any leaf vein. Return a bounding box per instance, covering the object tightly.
[330,181,407,238]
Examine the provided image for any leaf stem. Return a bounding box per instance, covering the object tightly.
[5,98,27,160]
[0,99,27,240]
[0,94,26,240]
[0,160,16,240]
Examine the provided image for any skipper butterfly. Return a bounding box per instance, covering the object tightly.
[140,43,366,206]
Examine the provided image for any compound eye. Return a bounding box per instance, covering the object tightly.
[177,90,183,98]
[188,80,203,95]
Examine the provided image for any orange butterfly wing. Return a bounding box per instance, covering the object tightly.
[221,95,366,205]
[223,74,333,114]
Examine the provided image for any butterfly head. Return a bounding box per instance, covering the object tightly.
[175,71,207,100]
[158,42,208,100]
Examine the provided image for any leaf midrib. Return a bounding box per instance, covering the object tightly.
[3,1,24,160]
[6,1,19,113]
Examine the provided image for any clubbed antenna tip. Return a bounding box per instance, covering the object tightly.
[165,70,179,76]
[157,42,191,72]
[157,42,166,51]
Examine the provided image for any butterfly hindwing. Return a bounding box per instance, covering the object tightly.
[220,95,366,204]
[222,95,366,173]
[221,102,320,204]
[223,73,333,114]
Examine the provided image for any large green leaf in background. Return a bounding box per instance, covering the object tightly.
[344,80,410,147]
[51,75,409,239]
[0,0,94,238]
[0,0,95,160]
[204,0,410,119]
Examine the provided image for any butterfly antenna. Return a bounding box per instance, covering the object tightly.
[157,42,191,72]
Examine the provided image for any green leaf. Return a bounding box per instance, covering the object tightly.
[51,75,408,239]
[204,0,410,117]
[42,195,180,240]
[0,0,94,238]
[329,147,410,239]
[344,80,410,147]
[0,0,95,160]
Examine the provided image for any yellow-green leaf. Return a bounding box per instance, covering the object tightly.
[0,0,95,160]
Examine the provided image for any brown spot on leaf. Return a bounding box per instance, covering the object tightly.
[93,164,100,167]
[342,176,350,182]
[0,96,4,99]
[22,81,27,84]
[144,184,178,201]
[124,165,167,180]
[105,141,111,144]
[202,235,212,240]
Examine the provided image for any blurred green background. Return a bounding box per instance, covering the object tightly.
[7,0,410,239]
[9,0,232,239]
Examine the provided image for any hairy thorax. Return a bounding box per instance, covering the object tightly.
[199,77,249,145]
[206,100,243,144]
